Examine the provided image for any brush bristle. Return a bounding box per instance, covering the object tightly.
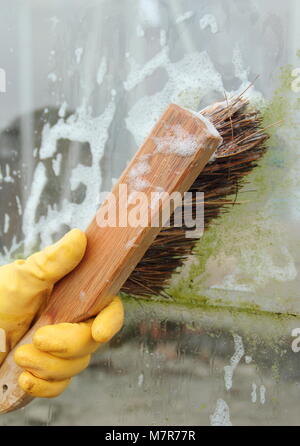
[121,96,269,298]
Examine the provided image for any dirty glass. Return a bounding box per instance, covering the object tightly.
[0,0,300,426]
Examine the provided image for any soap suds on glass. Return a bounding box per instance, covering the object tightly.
[97,57,107,86]
[15,196,22,216]
[48,73,57,83]
[3,214,10,234]
[224,334,244,391]
[252,383,266,405]
[125,41,262,148]
[58,101,68,118]
[52,153,63,176]
[21,99,115,255]
[199,14,218,34]
[260,385,266,404]
[251,383,257,403]
[138,373,144,387]
[75,48,84,64]
[1,165,14,183]
[175,11,194,24]
[210,399,232,426]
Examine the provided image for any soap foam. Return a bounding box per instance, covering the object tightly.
[1,164,14,183]
[251,383,257,403]
[58,101,67,118]
[210,399,232,426]
[75,47,83,64]
[223,334,244,391]
[153,124,199,157]
[175,11,194,24]
[48,73,57,83]
[129,160,151,178]
[52,153,62,176]
[96,57,107,86]
[193,111,221,139]
[125,51,224,146]
[200,14,218,34]
[3,214,10,234]
[124,47,169,91]
[21,100,115,255]
[15,195,22,216]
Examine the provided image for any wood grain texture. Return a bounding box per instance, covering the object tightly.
[0,103,222,413]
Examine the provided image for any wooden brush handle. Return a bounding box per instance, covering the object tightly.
[0,104,222,413]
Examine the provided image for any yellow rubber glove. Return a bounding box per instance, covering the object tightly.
[0,229,124,398]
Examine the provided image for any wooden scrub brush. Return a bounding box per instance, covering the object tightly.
[0,93,269,413]
[122,96,269,297]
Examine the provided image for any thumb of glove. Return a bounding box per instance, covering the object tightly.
[0,229,87,362]
[20,229,87,284]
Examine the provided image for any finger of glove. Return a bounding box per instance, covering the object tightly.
[92,296,124,343]
[14,344,90,381]
[20,229,87,284]
[18,371,71,398]
[33,320,100,359]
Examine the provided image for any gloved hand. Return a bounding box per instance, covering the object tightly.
[0,229,124,398]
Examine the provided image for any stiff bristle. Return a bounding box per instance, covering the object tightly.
[121,96,269,298]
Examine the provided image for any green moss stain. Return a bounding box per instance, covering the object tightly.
[262,65,299,137]
[167,60,300,312]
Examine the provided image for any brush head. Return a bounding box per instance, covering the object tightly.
[122,96,269,298]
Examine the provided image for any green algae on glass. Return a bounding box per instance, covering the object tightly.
[123,295,300,343]
[168,62,300,312]
[262,65,299,137]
